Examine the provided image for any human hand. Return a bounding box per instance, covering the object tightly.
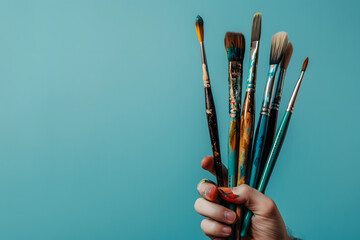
[194,156,291,240]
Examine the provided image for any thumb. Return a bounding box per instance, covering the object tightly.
[218,185,277,217]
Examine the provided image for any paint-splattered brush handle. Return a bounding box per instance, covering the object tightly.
[234,91,255,240]
[228,62,242,193]
[198,40,224,187]
[204,87,224,187]
[240,111,291,237]
[237,91,255,186]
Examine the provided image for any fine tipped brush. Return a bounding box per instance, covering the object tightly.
[241,57,309,237]
[235,12,261,240]
[258,42,293,186]
[224,32,245,196]
[195,15,224,187]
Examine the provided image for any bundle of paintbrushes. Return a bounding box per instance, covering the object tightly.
[195,13,309,239]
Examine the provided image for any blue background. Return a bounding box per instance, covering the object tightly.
[0,0,358,239]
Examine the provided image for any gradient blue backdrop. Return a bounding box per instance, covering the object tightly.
[0,0,358,239]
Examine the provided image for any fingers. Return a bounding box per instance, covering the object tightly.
[197,179,219,202]
[201,156,228,187]
[218,185,279,217]
[194,198,237,225]
[201,219,232,239]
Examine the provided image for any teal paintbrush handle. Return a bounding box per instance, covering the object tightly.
[258,111,291,193]
[248,114,269,188]
[240,111,292,237]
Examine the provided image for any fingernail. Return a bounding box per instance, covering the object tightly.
[204,186,217,200]
[224,211,236,222]
[204,187,212,198]
[218,187,238,203]
[222,226,232,234]
[198,179,216,186]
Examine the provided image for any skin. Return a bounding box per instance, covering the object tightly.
[194,156,292,240]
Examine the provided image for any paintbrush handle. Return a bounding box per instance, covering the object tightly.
[228,62,242,190]
[204,87,224,187]
[234,91,255,240]
[240,111,292,237]
[237,91,255,186]
[228,116,239,188]
[240,114,269,235]
[248,114,269,188]
[258,111,291,192]
[257,107,278,186]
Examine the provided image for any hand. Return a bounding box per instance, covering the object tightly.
[194,156,291,240]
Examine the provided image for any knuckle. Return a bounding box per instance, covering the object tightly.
[263,198,277,214]
[239,184,252,195]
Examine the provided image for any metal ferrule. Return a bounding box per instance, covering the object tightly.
[271,68,286,110]
[245,41,259,92]
[261,64,279,116]
[200,42,207,65]
[228,61,242,116]
[287,71,305,112]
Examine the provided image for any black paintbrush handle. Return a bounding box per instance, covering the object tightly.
[205,87,224,187]
[257,107,278,187]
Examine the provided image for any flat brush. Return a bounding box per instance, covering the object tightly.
[195,15,224,187]
[241,57,309,237]
[224,32,245,196]
[258,42,293,186]
[224,32,245,239]
[235,12,261,240]
[247,32,288,190]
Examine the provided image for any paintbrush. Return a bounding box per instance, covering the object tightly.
[258,42,293,186]
[241,57,309,237]
[195,15,224,187]
[234,13,261,240]
[224,32,245,240]
[247,32,288,190]
[224,32,245,199]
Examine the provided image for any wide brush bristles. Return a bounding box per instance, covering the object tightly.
[280,42,293,69]
[224,32,245,62]
[251,13,262,42]
[302,57,309,71]
[195,15,204,42]
[270,32,288,64]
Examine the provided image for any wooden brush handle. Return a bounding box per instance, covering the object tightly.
[234,91,255,240]
[204,87,224,187]
[228,116,240,189]
[237,91,255,186]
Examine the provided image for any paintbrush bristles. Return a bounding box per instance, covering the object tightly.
[195,15,204,42]
[251,13,262,42]
[302,57,309,71]
[280,42,293,69]
[270,32,288,65]
[224,32,245,61]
